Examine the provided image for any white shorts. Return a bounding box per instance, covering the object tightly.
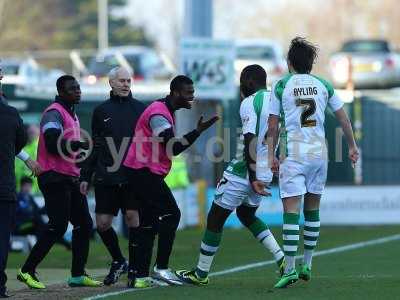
[213,172,266,211]
[279,157,328,198]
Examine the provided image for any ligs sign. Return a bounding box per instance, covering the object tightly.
[180,38,236,100]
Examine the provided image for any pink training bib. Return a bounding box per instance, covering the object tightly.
[37,102,80,177]
[124,101,174,176]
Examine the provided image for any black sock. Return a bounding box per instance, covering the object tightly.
[128,227,139,271]
[98,228,125,263]
[21,231,57,274]
[71,225,90,277]
[131,226,155,277]
[156,216,178,269]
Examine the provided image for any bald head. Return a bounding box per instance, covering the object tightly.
[108,67,132,97]
[108,67,131,81]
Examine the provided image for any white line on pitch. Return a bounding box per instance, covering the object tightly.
[84,234,400,300]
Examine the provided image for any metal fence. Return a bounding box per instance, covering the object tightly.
[360,90,400,184]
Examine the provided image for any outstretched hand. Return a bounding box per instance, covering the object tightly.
[196,115,219,133]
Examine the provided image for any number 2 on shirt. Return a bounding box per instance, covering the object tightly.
[296,98,316,127]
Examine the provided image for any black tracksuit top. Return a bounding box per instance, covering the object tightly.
[80,92,146,185]
[0,101,27,201]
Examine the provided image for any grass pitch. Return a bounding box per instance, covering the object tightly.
[6,226,400,300]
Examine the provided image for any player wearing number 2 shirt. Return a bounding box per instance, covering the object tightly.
[267,37,359,288]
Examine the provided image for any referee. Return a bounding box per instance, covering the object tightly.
[80,67,145,285]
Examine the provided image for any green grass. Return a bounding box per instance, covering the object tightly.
[7,226,400,299]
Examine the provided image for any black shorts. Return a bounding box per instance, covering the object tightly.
[94,184,137,216]
[124,167,179,227]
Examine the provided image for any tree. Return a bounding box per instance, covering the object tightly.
[0,0,152,51]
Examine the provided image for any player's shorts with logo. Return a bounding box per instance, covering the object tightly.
[279,157,328,198]
[213,172,267,211]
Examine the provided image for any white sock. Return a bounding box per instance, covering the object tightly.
[284,256,296,273]
[303,249,314,268]
[258,231,284,262]
[197,252,215,273]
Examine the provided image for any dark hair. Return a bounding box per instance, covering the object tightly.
[287,37,318,74]
[56,75,76,93]
[20,176,33,186]
[170,75,193,93]
[240,64,266,86]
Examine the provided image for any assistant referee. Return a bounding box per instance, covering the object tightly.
[80,67,145,285]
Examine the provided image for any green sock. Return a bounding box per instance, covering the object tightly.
[283,213,300,273]
[303,210,320,268]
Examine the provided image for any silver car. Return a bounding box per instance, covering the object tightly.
[84,46,175,84]
[0,58,63,86]
[329,39,400,89]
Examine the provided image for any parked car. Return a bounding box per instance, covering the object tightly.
[235,39,287,86]
[0,58,64,85]
[84,46,175,84]
[329,39,400,89]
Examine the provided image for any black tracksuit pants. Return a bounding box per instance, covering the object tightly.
[0,202,16,292]
[22,179,93,277]
[125,167,181,277]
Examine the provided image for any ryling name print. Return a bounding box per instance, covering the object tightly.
[293,87,318,97]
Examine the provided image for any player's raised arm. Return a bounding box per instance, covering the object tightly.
[158,115,219,157]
